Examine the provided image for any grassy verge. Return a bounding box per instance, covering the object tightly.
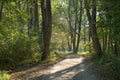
[0,71,10,80]
[77,51,90,57]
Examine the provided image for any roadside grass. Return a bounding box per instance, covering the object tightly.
[0,71,10,80]
[77,51,90,57]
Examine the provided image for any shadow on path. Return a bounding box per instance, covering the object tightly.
[10,58,65,80]
[29,57,102,80]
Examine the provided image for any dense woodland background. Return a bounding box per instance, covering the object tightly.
[0,0,120,80]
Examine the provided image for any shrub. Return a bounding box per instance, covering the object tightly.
[92,54,120,80]
[0,33,40,69]
[103,55,120,80]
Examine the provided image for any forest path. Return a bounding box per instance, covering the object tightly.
[10,55,102,80]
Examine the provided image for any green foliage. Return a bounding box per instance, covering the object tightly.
[0,71,10,80]
[0,0,40,69]
[102,55,120,80]
[77,51,90,57]
[0,32,40,69]
[98,0,120,54]
[92,54,120,80]
[0,2,120,80]
[92,54,112,64]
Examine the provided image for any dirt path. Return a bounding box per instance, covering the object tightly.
[10,55,102,80]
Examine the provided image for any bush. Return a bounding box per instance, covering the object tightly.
[92,54,120,80]
[102,55,120,80]
[0,33,40,69]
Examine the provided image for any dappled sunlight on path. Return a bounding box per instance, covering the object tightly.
[50,57,84,73]
[11,55,102,80]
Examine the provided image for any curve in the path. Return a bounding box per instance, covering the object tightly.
[28,56,101,80]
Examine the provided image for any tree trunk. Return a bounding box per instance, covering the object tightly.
[67,0,73,51]
[76,0,83,53]
[27,0,33,36]
[114,40,118,54]
[72,0,77,53]
[84,0,103,57]
[0,0,4,21]
[33,0,39,32]
[83,16,86,52]
[41,0,52,61]
[67,36,72,51]
[102,28,108,53]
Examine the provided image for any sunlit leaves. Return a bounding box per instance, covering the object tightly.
[10,1,15,6]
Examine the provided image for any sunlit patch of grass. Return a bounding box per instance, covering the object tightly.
[49,53,58,62]
[77,51,90,57]
[54,51,73,55]
[0,71,10,80]
[64,51,73,54]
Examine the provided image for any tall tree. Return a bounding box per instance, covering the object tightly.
[41,0,52,60]
[84,0,103,56]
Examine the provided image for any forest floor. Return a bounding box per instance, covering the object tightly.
[10,54,102,80]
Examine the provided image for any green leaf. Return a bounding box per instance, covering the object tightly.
[10,2,15,6]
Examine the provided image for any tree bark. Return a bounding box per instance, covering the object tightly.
[33,0,39,32]
[72,0,77,53]
[27,0,33,36]
[83,15,86,52]
[84,0,103,57]
[114,40,118,54]
[67,0,73,51]
[0,0,4,21]
[41,0,52,61]
[76,0,83,53]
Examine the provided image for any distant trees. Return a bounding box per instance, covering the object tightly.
[67,0,83,53]
[66,0,103,56]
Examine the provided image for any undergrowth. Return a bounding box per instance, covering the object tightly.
[0,71,10,80]
[91,54,120,80]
